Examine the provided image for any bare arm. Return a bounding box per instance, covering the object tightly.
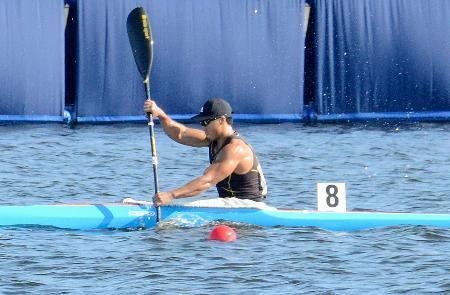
[144,99,209,147]
[153,142,247,205]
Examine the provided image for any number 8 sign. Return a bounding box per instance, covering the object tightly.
[317,183,346,212]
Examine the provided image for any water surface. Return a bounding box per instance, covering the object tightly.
[0,122,449,294]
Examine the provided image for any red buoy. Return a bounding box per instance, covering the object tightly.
[208,225,237,242]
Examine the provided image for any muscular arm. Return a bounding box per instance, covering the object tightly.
[158,112,209,147]
[153,141,251,205]
[144,99,208,147]
[169,143,242,198]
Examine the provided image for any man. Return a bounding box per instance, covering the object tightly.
[143,97,267,206]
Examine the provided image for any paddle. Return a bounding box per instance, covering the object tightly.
[126,7,161,222]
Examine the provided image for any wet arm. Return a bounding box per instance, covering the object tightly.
[157,112,208,147]
[168,145,241,198]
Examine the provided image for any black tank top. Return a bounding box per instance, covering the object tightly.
[209,133,267,201]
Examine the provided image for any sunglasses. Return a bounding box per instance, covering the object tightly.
[200,117,221,127]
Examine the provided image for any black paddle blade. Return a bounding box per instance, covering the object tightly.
[127,7,153,81]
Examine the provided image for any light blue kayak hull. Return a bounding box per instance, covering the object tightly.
[0,204,157,230]
[164,206,450,231]
[0,204,449,231]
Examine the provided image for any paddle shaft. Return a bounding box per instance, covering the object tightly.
[144,79,161,221]
[126,7,160,222]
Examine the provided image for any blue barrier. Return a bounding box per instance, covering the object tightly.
[75,113,304,124]
[307,0,450,118]
[75,0,306,123]
[0,0,65,122]
[1,0,448,123]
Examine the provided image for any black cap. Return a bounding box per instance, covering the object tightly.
[191,98,233,121]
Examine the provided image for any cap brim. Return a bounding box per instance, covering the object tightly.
[190,113,214,122]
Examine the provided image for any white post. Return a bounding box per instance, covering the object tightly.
[64,4,69,30]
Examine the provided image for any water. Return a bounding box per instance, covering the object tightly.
[0,122,449,294]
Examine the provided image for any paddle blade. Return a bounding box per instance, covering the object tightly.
[127,7,153,81]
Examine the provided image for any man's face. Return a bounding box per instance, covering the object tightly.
[201,117,222,140]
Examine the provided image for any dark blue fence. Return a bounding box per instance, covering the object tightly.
[0,0,448,123]
[0,0,65,122]
[75,0,305,123]
[306,0,450,121]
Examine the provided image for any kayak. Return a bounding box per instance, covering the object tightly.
[0,203,449,231]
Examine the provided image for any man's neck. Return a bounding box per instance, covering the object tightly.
[215,125,235,146]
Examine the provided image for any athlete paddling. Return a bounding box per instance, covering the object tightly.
[143,98,267,206]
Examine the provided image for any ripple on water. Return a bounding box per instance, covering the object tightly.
[0,123,449,294]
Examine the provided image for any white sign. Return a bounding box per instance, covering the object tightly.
[317,183,346,212]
